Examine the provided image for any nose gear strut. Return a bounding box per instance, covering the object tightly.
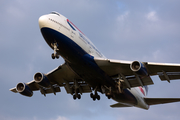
[51,42,60,59]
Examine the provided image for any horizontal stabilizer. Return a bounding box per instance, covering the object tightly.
[110,103,132,108]
[144,98,180,105]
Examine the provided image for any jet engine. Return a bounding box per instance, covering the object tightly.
[16,83,33,97]
[130,61,148,76]
[34,72,51,88]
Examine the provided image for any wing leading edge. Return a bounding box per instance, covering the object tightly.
[10,63,92,96]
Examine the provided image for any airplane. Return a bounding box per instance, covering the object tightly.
[10,11,180,110]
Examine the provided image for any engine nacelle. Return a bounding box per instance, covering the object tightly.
[130,61,148,76]
[16,83,33,97]
[34,72,51,88]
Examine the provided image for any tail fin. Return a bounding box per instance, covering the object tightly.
[144,98,180,105]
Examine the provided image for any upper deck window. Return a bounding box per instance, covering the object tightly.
[50,11,60,16]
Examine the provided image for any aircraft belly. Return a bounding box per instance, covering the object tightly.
[41,27,116,88]
[67,55,115,88]
[112,89,138,106]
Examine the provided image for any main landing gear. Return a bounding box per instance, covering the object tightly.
[105,92,113,99]
[73,90,81,100]
[52,53,59,59]
[90,92,100,101]
[64,79,82,100]
[104,86,113,99]
[90,87,100,101]
[72,80,81,100]
[51,42,60,59]
[105,78,123,99]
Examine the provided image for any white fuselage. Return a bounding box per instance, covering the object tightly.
[39,12,149,110]
[39,13,105,59]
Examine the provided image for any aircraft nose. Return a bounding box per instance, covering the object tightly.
[39,15,48,29]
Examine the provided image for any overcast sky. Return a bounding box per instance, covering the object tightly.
[1,0,180,120]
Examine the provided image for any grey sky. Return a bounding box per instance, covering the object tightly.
[1,0,180,120]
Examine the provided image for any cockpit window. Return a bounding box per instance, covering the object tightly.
[50,11,60,16]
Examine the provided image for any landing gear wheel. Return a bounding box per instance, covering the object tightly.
[51,53,55,59]
[78,94,81,99]
[97,95,100,100]
[73,95,76,100]
[90,92,100,101]
[107,96,111,99]
[90,93,93,98]
[55,55,59,59]
[106,93,112,99]
[93,97,96,101]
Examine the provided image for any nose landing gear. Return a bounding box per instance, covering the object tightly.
[51,42,60,59]
[51,53,59,59]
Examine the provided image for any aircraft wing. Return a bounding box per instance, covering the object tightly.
[94,58,180,89]
[10,63,92,96]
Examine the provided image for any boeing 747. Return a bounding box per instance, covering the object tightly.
[10,12,180,110]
